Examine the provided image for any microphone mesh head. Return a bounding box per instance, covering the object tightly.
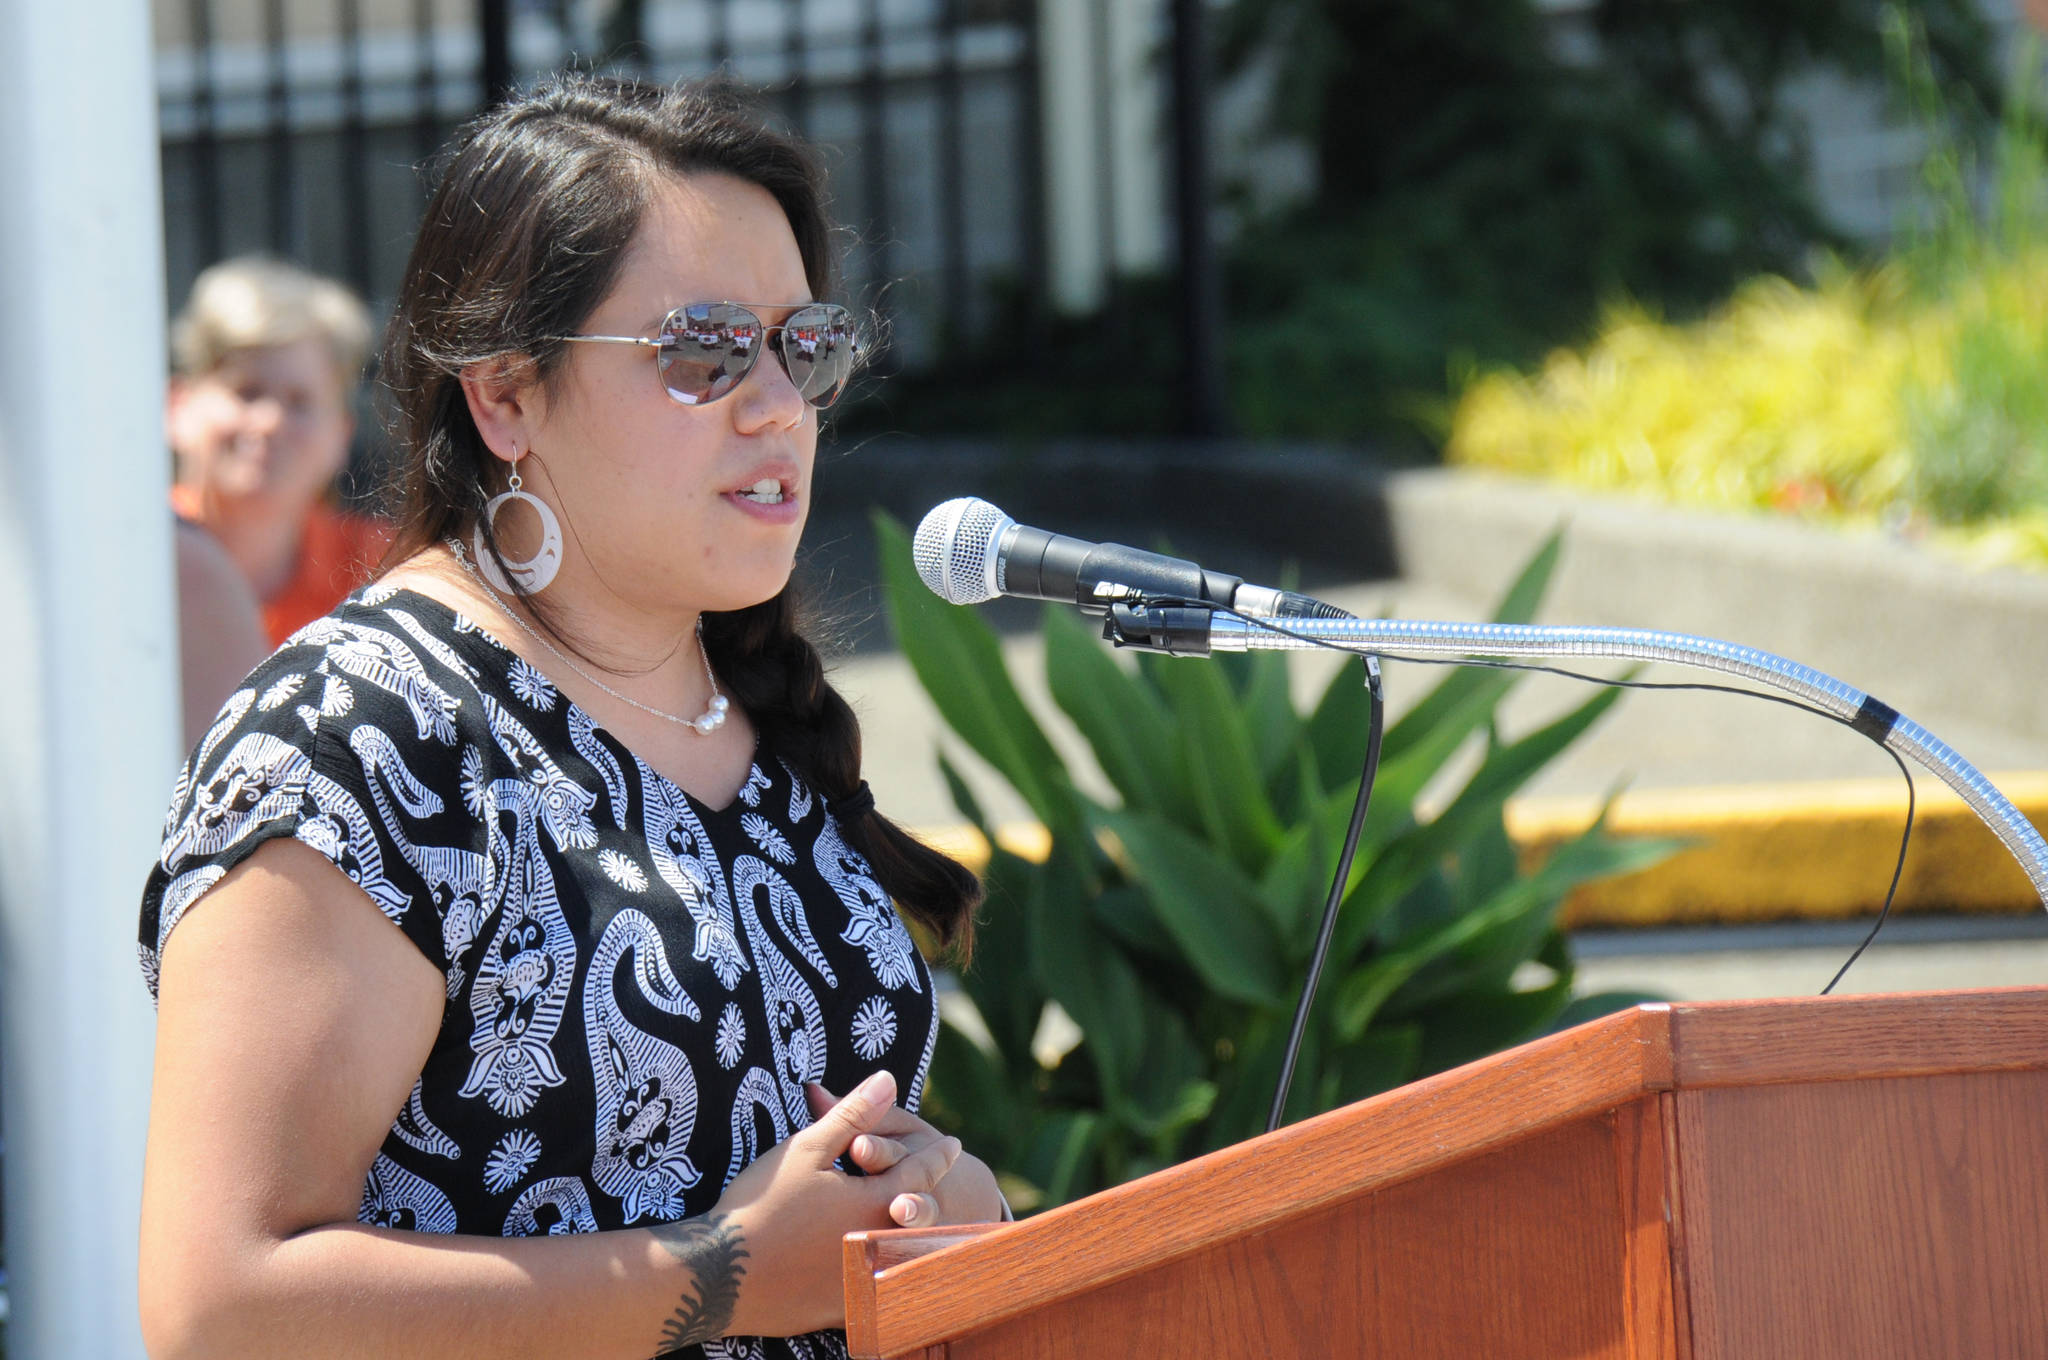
[912,497,1011,604]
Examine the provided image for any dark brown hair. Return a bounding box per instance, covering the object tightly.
[379,74,980,954]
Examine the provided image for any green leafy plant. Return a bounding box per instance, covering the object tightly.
[878,515,1675,1212]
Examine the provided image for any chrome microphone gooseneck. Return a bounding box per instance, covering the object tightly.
[1197,613,2048,908]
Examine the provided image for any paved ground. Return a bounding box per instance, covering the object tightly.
[827,570,2048,1003]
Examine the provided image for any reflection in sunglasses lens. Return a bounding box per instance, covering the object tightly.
[656,303,856,407]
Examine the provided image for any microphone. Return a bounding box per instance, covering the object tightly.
[912,497,1350,619]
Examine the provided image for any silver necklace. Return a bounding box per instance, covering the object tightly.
[448,540,730,735]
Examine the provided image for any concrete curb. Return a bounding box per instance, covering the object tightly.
[914,771,2048,928]
[1383,469,2048,744]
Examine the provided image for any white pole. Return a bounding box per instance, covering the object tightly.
[0,0,172,1355]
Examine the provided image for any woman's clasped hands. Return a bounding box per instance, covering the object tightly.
[707,1069,1001,1336]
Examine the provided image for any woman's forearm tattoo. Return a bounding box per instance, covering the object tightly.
[649,1213,749,1354]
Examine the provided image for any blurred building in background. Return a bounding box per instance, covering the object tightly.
[152,0,1178,373]
[148,0,2044,449]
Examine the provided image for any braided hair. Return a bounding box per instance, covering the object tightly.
[377,74,981,953]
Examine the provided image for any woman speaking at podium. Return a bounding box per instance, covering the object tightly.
[136,76,997,1359]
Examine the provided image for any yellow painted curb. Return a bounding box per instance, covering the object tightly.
[1515,772,2048,927]
[912,772,2048,928]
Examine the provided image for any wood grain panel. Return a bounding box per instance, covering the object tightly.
[1669,988,2048,1089]
[1677,1070,2048,1359]
[845,1006,1668,1356]
[845,1224,1010,1348]
[937,1119,1632,1360]
[1615,1097,1677,1360]
[1661,1091,1696,1360]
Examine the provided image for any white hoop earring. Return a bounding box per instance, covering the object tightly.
[471,452,563,594]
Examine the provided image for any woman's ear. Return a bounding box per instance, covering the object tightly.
[458,354,542,467]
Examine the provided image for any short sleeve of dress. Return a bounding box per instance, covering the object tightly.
[139,611,484,997]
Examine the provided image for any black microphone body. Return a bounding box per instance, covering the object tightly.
[912,496,1349,621]
[998,525,1243,609]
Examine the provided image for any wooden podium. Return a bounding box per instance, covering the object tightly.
[844,988,2048,1358]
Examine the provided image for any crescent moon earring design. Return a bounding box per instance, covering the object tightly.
[472,445,564,595]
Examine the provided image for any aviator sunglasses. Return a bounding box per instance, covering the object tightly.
[552,301,860,410]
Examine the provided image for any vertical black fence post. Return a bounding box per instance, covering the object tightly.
[265,0,296,253]
[1018,0,1049,343]
[710,0,732,72]
[187,0,223,264]
[415,0,442,171]
[784,0,810,133]
[860,0,889,342]
[1091,0,1124,350]
[339,0,372,295]
[481,0,514,107]
[1171,0,1225,437]
[937,0,968,340]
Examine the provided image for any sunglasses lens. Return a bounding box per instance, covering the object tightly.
[657,303,759,405]
[778,305,858,409]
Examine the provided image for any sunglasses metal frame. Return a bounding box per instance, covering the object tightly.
[551,300,860,410]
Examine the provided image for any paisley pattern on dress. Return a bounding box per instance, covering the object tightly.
[815,816,921,993]
[137,587,940,1360]
[585,909,704,1222]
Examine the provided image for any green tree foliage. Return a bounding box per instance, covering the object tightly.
[1219,0,1998,443]
[846,0,1995,444]
[878,516,1674,1211]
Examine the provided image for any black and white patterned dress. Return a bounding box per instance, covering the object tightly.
[138,584,939,1360]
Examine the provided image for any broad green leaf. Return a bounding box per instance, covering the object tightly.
[1025,846,1147,1098]
[957,844,1052,1070]
[935,750,991,833]
[1151,659,1286,870]
[1255,814,1334,950]
[1375,528,1561,766]
[924,1021,1022,1157]
[1454,802,1521,915]
[1328,1022,1423,1106]
[1093,807,1289,1007]
[1334,801,1671,1040]
[1387,824,1679,1017]
[1043,604,1191,822]
[1239,649,1303,786]
[1020,1112,1105,1210]
[1116,1008,1219,1138]
[1370,667,1519,815]
[1092,882,1178,959]
[1491,527,1564,627]
[1304,655,1374,787]
[1269,736,1324,825]
[1334,682,1626,964]
[1411,975,1576,1076]
[875,513,1081,840]
[1257,771,1380,951]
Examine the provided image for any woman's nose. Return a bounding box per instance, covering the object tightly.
[733,340,807,432]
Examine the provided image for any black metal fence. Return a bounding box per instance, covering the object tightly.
[157,0,1055,376]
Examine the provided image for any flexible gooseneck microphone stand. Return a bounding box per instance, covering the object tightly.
[1175,613,2048,906]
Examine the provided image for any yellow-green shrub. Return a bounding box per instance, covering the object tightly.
[1446,248,2048,567]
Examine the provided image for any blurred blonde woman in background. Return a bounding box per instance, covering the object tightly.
[167,257,391,648]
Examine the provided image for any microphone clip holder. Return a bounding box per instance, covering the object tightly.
[1102,597,1216,657]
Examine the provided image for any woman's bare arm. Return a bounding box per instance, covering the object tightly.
[140,837,956,1359]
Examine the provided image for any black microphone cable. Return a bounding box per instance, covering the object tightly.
[1128,595,1920,1131]
[1267,652,1382,1134]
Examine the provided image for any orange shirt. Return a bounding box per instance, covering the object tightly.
[171,486,393,645]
